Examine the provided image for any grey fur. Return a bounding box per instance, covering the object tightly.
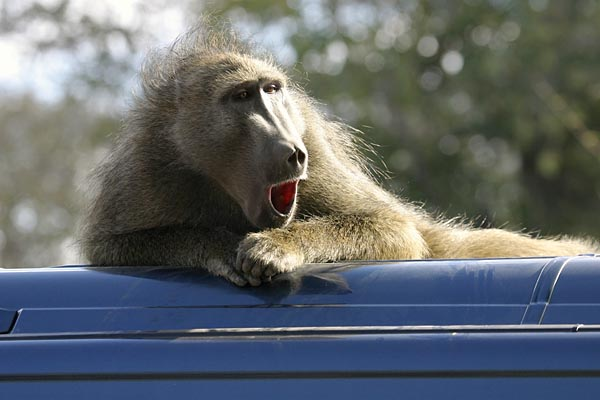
[79,25,598,286]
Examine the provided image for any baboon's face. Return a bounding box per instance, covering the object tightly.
[173,54,308,228]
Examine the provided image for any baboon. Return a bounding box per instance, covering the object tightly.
[79,25,598,286]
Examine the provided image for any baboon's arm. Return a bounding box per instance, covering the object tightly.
[236,212,430,286]
[235,211,598,285]
[84,227,247,286]
[422,225,597,259]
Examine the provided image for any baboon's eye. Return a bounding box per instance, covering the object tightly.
[233,89,251,101]
[263,82,281,94]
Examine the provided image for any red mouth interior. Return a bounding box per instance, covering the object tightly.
[270,181,298,215]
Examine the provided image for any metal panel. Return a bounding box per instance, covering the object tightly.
[0,258,557,334]
[3,256,600,333]
[1,328,600,399]
[0,257,600,333]
[12,305,527,334]
[2,256,600,399]
[542,256,600,324]
[0,258,548,309]
[0,309,16,334]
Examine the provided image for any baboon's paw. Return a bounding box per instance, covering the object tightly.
[235,232,304,286]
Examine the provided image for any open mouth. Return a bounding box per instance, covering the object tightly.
[268,180,299,216]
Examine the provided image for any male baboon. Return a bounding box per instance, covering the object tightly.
[79,25,598,286]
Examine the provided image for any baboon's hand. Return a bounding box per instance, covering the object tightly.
[235,232,305,286]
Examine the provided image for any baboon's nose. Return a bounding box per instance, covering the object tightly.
[274,141,308,175]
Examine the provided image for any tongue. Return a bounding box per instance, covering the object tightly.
[270,181,298,215]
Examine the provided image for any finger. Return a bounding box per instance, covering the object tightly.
[250,262,265,279]
[228,272,248,287]
[242,257,254,275]
[247,274,261,287]
[234,251,244,272]
[264,265,277,279]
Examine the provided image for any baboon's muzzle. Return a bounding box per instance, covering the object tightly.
[243,88,308,228]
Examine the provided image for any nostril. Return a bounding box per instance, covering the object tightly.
[296,147,307,166]
[288,147,307,166]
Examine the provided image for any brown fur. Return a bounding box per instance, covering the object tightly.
[79,25,599,286]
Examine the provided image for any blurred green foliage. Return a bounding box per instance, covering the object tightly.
[0,0,599,267]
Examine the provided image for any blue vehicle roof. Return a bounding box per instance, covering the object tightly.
[2,256,600,399]
[1,255,599,334]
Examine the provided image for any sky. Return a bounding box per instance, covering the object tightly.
[0,0,300,106]
[0,0,188,103]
